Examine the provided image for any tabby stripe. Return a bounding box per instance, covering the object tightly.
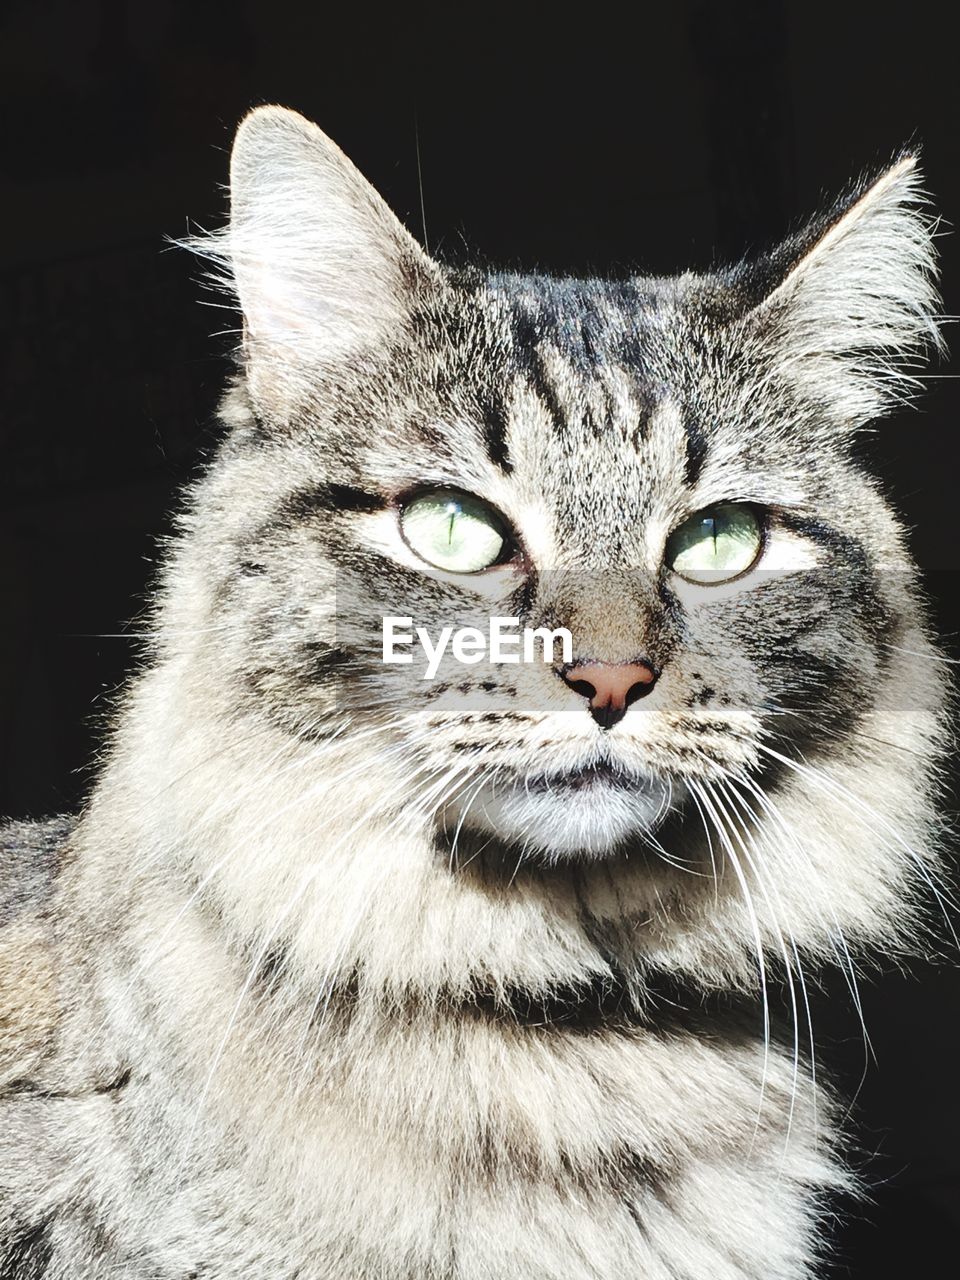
[507,306,569,433]
[774,511,868,566]
[479,390,514,473]
[0,1221,52,1280]
[529,352,569,435]
[278,483,385,523]
[300,644,354,683]
[683,415,710,486]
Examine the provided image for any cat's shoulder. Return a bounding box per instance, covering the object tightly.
[0,815,73,920]
[0,815,74,1087]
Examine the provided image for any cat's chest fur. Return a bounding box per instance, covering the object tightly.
[1,818,827,1279]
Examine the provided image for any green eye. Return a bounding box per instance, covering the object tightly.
[400,490,510,573]
[666,503,763,584]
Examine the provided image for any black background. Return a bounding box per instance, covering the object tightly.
[2,2,959,1273]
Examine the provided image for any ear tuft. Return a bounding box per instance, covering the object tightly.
[745,154,943,423]
[185,106,438,415]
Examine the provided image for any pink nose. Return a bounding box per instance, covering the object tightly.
[561,661,658,729]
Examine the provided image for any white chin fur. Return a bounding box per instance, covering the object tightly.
[446,775,675,860]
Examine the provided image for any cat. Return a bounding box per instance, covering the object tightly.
[0,104,951,1279]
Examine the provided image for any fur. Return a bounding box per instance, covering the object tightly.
[0,106,951,1278]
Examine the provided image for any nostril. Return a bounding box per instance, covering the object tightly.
[567,678,597,701]
[624,678,655,707]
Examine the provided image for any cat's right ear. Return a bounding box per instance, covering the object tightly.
[206,106,439,416]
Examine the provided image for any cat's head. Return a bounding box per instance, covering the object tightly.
[169,106,947,968]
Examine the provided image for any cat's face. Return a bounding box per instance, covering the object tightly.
[183,107,943,871]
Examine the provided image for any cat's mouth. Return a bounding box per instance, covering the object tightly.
[522,760,645,793]
[443,758,677,858]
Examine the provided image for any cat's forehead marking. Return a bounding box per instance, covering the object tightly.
[480,273,704,478]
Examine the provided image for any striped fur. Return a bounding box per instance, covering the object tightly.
[0,107,951,1277]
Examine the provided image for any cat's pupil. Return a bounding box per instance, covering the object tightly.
[445,505,459,545]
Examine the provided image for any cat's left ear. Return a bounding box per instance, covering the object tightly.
[741,154,942,424]
[202,105,441,417]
